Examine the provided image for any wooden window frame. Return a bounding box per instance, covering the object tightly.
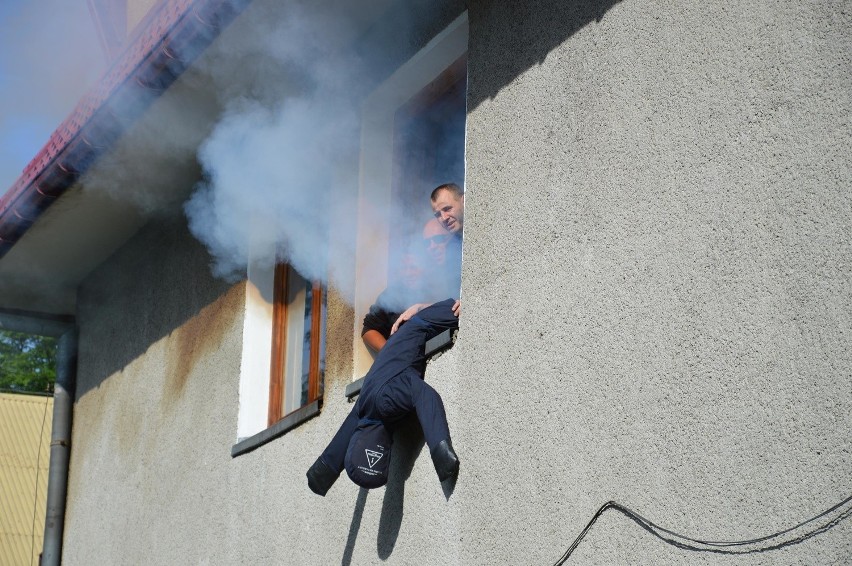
[267,263,325,426]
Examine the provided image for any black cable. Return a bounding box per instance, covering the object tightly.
[553,493,852,565]
[30,397,50,566]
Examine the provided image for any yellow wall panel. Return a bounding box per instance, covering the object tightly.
[0,393,53,566]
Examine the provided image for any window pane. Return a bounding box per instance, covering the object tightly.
[281,267,326,417]
[283,267,308,415]
[390,55,467,261]
[301,284,313,407]
[375,57,467,318]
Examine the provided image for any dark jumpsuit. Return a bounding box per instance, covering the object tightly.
[319,298,459,473]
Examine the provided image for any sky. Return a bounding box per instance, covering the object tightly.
[0,0,105,194]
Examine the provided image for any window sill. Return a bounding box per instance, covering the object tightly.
[345,328,457,401]
[231,399,321,457]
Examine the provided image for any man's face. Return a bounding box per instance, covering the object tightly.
[422,219,451,265]
[431,189,464,235]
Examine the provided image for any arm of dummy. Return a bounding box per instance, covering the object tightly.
[391,300,461,335]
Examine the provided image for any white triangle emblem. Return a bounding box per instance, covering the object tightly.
[365,449,384,468]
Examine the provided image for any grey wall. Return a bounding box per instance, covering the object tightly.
[459,0,852,563]
[62,0,851,564]
[64,217,464,565]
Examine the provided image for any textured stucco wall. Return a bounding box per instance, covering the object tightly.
[64,217,464,565]
[61,0,851,564]
[65,214,374,565]
[458,0,852,564]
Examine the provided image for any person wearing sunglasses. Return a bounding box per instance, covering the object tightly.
[391,184,465,332]
[422,218,453,266]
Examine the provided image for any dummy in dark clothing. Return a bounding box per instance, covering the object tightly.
[307,298,460,495]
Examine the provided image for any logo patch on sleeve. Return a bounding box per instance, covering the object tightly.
[365,449,384,468]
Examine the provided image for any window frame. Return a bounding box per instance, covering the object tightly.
[352,12,469,378]
[267,263,325,427]
[231,262,326,457]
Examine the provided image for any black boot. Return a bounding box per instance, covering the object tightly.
[430,439,460,482]
[307,457,340,496]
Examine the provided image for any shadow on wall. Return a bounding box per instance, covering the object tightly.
[467,0,624,112]
[378,415,427,559]
[340,415,433,564]
[341,488,369,566]
[75,213,239,400]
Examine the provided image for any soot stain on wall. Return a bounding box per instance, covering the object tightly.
[164,281,245,402]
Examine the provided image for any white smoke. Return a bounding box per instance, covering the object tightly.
[186,93,358,283]
[184,0,370,293]
[47,0,464,304]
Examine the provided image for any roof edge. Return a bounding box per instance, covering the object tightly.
[0,0,252,258]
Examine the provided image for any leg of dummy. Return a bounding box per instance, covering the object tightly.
[373,368,444,430]
[404,371,459,481]
[319,403,360,473]
[307,404,359,496]
[405,373,451,451]
[413,298,459,332]
[360,317,430,395]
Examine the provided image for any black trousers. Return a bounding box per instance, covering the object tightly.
[320,298,459,473]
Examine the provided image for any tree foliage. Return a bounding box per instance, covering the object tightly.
[0,329,57,394]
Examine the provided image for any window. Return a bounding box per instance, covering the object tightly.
[233,13,468,454]
[232,260,328,455]
[267,264,327,426]
[389,54,467,258]
[353,13,468,376]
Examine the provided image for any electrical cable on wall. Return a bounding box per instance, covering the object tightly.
[552,493,852,565]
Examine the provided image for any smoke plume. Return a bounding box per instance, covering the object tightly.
[184,0,386,298]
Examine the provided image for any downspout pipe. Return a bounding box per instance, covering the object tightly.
[42,328,77,566]
[0,308,75,565]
